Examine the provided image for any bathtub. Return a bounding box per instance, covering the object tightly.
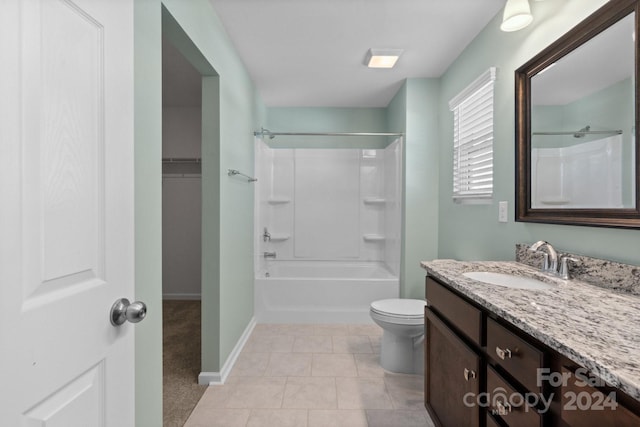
[254,260,399,323]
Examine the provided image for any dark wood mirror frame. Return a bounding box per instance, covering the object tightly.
[515,0,640,228]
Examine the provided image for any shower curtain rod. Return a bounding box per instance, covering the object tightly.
[532,129,622,136]
[253,128,404,138]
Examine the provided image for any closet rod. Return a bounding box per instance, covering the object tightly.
[162,173,202,178]
[162,157,201,163]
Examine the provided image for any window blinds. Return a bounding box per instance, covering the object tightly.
[449,68,496,201]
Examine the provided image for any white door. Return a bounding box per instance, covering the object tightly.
[0,0,136,425]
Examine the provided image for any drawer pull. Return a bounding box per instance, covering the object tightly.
[495,346,513,360]
[492,400,512,416]
[463,368,477,381]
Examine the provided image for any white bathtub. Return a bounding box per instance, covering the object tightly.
[254,261,399,323]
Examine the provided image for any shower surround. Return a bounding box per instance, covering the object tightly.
[254,137,403,323]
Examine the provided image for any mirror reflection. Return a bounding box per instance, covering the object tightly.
[530,13,636,209]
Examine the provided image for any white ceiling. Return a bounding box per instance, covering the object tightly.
[206,0,505,107]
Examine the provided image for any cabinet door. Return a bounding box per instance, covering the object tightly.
[560,366,640,427]
[426,308,481,427]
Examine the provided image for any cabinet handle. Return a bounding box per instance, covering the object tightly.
[463,368,476,381]
[492,400,512,416]
[495,346,512,360]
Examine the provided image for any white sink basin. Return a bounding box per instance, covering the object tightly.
[463,271,556,290]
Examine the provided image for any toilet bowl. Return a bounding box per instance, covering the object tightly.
[370,299,426,374]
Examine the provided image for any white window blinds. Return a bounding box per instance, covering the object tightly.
[449,67,496,201]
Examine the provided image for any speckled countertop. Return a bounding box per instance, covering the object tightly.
[420,259,640,402]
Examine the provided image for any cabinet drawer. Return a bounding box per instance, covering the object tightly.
[560,366,640,427]
[487,317,544,393]
[426,277,483,346]
[487,365,542,427]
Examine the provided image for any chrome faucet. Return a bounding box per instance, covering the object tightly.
[529,240,559,274]
[263,251,276,259]
[529,241,578,279]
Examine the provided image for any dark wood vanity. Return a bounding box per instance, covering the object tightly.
[424,276,640,427]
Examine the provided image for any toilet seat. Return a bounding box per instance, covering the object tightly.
[370,299,425,325]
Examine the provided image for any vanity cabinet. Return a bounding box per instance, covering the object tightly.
[425,308,481,427]
[559,366,640,427]
[425,277,485,427]
[424,275,640,427]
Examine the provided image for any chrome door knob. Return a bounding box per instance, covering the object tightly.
[110,298,147,326]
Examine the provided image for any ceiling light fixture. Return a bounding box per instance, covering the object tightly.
[364,48,403,69]
[500,0,533,32]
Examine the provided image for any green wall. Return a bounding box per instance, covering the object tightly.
[265,107,391,148]
[135,0,265,423]
[134,1,163,425]
[161,0,265,373]
[437,0,640,265]
[533,78,633,149]
[387,80,440,298]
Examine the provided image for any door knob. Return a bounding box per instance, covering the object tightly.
[110,298,147,326]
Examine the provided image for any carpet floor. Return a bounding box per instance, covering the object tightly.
[163,300,207,427]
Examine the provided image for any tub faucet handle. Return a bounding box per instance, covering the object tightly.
[263,227,271,242]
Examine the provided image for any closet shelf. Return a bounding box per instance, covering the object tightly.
[267,197,291,205]
[363,197,386,205]
[363,234,386,242]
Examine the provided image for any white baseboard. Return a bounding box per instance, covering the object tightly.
[198,316,256,385]
[162,293,201,300]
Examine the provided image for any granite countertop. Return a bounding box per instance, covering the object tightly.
[420,259,640,402]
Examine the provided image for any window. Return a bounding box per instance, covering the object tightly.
[449,67,496,202]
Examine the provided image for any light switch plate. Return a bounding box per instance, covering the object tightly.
[498,201,508,223]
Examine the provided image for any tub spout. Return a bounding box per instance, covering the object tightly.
[263,251,277,259]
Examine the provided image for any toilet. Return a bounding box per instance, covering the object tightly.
[370,299,426,374]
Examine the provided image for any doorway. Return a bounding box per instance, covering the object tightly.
[161,10,220,424]
[161,34,206,426]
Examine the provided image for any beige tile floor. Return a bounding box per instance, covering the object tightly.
[185,323,435,427]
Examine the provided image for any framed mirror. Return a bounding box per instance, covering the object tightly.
[516,0,640,228]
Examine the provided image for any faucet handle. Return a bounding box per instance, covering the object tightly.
[559,256,578,280]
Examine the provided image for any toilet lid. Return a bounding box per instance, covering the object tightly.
[370,299,426,319]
